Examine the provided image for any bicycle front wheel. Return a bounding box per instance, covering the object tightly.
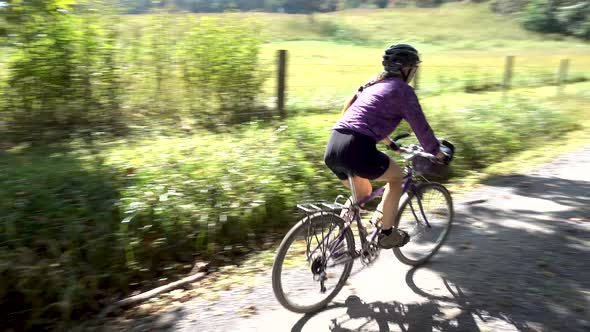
[393,183,453,266]
[272,213,355,313]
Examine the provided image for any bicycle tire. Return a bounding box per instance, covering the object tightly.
[393,182,454,266]
[272,213,355,313]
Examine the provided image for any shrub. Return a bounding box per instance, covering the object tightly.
[522,0,562,34]
[556,2,590,39]
[178,16,268,123]
[2,5,269,143]
[520,0,589,39]
[430,98,581,170]
[0,149,126,330]
[374,0,390,8]
[2,2,124,143]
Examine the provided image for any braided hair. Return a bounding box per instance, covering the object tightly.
[340,71,400,114]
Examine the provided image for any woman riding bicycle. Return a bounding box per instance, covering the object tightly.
[324,43,450,249]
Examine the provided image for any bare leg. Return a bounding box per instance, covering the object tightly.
[374,158,404,229]
[341,176,372,203]
[339,177,372,220]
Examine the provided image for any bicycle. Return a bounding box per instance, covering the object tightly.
[271,133,455,313]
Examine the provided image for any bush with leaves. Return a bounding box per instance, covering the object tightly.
[2,1,123,143]
[521,0,562,33]
[556,2,590,39]
[520,0,590,39]
[179,16,268,123]
[0,148,127,330]
[2,3,269,142]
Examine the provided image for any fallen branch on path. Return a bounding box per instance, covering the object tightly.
[98,262,210,318]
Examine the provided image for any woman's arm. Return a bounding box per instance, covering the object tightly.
[399,86,441,156]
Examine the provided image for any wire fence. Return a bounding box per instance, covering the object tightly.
[258,52,590,116]
[1,45,589,124]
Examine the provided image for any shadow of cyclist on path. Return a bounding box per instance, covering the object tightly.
[293,270,483,332]
[293,288,476,332]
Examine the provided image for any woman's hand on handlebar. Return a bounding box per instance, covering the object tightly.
[435,146,453,165]
[434,151,446,164]
[381,137,401,153]
[386,133,453,165]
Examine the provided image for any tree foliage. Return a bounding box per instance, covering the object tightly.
[117,0,383,14]
[521,0,589,39]
[1,1,268,143]
[2,0,124,143]
[555,2,590,39]
[179,16,267,122]
[522,0,562,33]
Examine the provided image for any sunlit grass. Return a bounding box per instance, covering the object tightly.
[124,3,587,48]
[258,41,590,109]
[110,3,590,112]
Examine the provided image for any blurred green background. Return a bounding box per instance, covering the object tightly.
[1,0,589,330]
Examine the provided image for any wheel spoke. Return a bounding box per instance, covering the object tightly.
[394,183,453,265]
[272,214,355,312]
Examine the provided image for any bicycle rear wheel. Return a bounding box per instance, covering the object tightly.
[272,213,355,313]
[393,183,453,266]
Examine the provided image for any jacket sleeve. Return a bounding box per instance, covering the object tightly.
[400,86,440,156]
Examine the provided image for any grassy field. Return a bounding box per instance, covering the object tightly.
[109,3,590,112]
[250,3,589,109]
[152,3,587,48]
[257,40,590,110]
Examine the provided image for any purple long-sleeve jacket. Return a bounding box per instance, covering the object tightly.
[334,77,440,156]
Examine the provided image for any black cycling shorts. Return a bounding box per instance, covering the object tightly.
[324,128,390,181]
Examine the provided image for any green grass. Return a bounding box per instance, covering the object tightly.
[153,3,587,49]
[251,3,590,107]
[87,82,590,242]
[258,40,590,108]
[110,3,590,110]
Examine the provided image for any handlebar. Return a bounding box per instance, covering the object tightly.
[398,146,437,160]
[391,132,411,141]
[389,132,454,166]
[389,133,438,161]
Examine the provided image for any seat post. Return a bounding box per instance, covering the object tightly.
[347,175,357,205]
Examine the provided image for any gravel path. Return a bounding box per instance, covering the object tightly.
[117,147,590,332]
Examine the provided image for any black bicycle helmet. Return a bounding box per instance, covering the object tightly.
[382,44,421,73]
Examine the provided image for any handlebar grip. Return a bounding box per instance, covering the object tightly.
[392,132,411,142]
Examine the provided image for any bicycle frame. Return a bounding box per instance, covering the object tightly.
[310,168,421,263]
[304,139,442,264]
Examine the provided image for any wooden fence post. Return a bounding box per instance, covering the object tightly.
[502,56,514,91]
[502,56,514,101]
[557,58,570,96]
[277,50,287,118]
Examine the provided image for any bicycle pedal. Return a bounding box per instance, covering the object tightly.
[353,249,362,258]
[395,230,410,247]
